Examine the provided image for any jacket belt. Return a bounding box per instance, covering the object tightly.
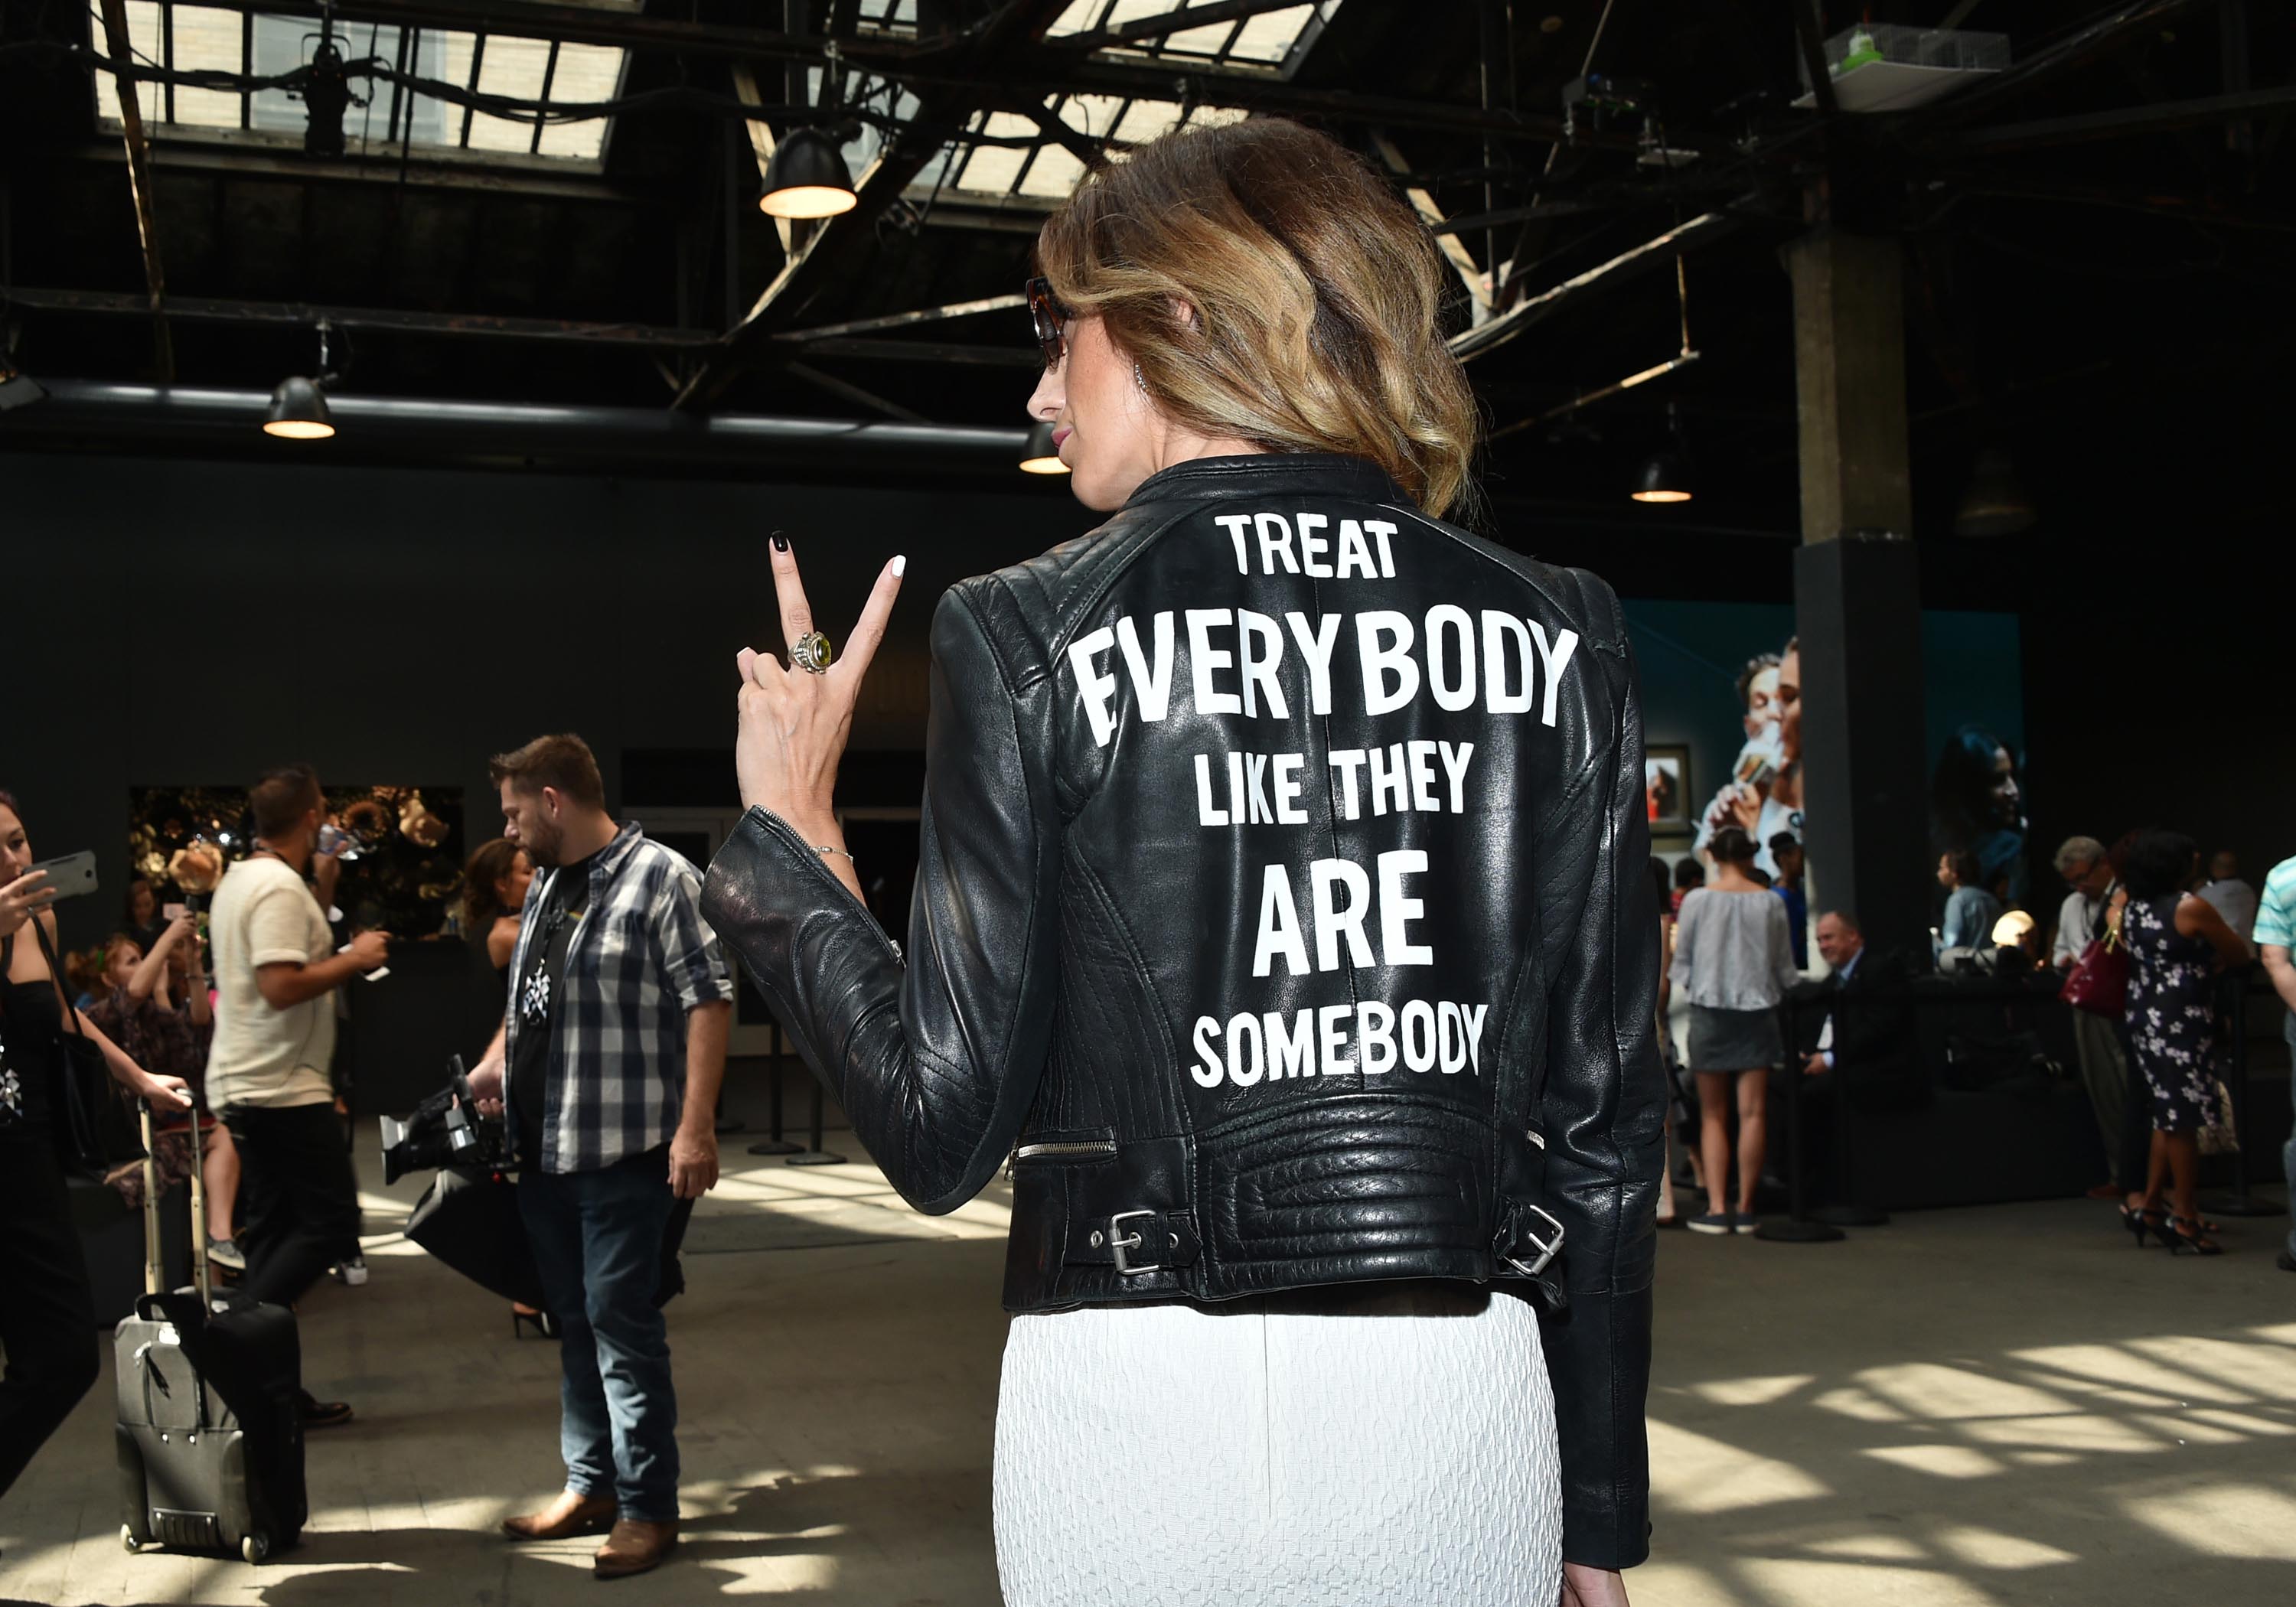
[1066,1207,1202,1275]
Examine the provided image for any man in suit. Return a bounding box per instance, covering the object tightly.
[1789,910,1923,1204]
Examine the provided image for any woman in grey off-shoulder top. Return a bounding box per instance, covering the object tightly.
[1668,826,1801,1233]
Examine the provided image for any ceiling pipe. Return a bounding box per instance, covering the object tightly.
[6,380,1032,471]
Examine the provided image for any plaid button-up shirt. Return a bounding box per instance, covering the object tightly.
[504,822,735,1175]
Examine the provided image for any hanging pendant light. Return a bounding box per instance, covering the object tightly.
[263,375,334,440]
[1019,421,1069,475]
[1629,402,1692,503]
[262,319,338,440]
[760,127,858,220]
[1952,445,2037,537]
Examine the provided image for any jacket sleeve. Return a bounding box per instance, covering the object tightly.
[700,582,1063,1214]
[1536,577,1667,1571]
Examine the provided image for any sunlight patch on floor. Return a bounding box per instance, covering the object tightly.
[1647,1417,1831,1512]
[2121,1482,2296,1560]
[1689,1373,1815,1407]
[1861,1442,2009,1479]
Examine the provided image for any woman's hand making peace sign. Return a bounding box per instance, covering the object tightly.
[734,533,905,901]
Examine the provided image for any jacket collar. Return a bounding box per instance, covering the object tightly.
[1124,452,1412,509]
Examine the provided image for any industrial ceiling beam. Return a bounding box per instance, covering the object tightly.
[76,139,666,205]
[803,337,1039,367]
[1448,208,1744,363]
[671,0,1075,412]
[94,0,174,381]
[772,293,1026,343]
[1903,0,2212,129]
[5,288,718,347]
[1928,82,2296,155]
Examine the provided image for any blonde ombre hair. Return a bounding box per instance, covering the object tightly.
[1035,118,1480,518]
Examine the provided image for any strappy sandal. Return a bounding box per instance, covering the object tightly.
[2161,1214,2222,1257]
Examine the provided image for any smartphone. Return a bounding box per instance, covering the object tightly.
[163,902,188,921]
[27,851,99,901]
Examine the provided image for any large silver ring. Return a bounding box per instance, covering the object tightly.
[790,631,835,674]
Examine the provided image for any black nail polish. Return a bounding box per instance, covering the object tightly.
[771,530,790,553]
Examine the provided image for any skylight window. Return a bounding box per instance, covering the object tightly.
[1046,1,1341,74]
[94,3,630,165]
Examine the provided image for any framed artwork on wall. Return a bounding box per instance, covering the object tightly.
[1645,745,1691,835]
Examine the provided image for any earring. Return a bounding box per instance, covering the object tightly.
[1133,362,1149,396]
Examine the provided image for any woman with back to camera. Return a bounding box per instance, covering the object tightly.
[0,790,193,1504]
[701,120,1663,1607]
[1936,849,2004,954]
[1669,825,1800,1235]
[2118,829,2251,1254]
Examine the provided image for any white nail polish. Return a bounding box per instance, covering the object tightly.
[891,555,908,576]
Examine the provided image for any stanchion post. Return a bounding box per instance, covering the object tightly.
[2205,973,2278,1217]
[748,1017,802,1157]
[785,1075,847,1166]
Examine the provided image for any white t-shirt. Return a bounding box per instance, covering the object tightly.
[204,856,336,1110]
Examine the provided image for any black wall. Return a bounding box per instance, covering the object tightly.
[6,450,1082,948]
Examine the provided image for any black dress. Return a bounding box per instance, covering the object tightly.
[0,931,103,1498]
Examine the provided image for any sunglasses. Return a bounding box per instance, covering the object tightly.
[1027,276,1069,369]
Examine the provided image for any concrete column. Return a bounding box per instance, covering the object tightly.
[1788,230,1932,964]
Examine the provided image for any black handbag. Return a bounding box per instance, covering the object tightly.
[9,923,142,1175]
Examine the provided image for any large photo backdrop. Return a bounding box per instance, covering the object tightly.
[1623,601,2028,910]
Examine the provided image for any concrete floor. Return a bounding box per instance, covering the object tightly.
[4,1087,2291,1607]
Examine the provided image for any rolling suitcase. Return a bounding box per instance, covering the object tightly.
[115,1100,308,1563]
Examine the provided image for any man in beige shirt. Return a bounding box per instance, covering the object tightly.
[207,764,386,1426]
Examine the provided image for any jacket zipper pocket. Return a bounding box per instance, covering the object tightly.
[1011,1139,1118,1163]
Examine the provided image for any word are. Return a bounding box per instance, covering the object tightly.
[1252,851,1432,977]
[1190,998,1491,1087]
[1068,607,1581,747]
[1195,742,1476,826]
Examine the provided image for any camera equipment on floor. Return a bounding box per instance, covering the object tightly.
[379,1054,505,1184]
[115,1100,308,1565]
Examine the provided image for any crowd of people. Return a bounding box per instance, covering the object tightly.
[1653,813,2291,1272]
[0,739,734,1579]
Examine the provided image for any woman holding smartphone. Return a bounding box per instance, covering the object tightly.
[0,789,193,1502]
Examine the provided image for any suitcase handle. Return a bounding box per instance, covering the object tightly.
[136,1098,214,1311]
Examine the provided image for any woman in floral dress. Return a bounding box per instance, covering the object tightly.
[2118,830,2252,1253]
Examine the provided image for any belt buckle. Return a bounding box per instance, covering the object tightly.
[1503,1202,1565,1277]
[1107,1209,1165,1276]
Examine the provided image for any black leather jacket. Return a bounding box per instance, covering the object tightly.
[702,454,1665,1569]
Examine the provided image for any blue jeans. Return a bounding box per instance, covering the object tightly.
[519,1152,680,1521]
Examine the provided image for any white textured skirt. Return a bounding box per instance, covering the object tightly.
[992,1286,1563,1606]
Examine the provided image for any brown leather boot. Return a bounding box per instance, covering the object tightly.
[592,1518,678,1579]
[501,1490,617,1541]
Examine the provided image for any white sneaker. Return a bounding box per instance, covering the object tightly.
[206,1237,246,1271]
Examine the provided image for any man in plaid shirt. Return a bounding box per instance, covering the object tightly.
[468,734,732,1579]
